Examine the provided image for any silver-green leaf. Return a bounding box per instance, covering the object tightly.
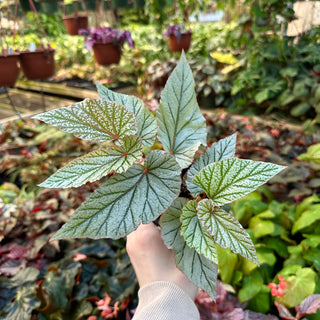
[180,200,218,263]
[193,158,286,205]
[96,82,157,147]
[186,134,237,196]
[51,150,181,240]
[160,198,218,300]
[157,52,207,168]
[39,135,143,188]
[33,98,137,142]
[197,199,259,265]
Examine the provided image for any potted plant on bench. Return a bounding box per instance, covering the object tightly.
[164,24,192,52]
[79,26,134,66]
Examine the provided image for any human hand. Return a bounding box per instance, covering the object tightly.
[126,223,198,300]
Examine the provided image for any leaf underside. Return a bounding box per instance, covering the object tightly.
[33,98,137,142]
[96,82,157,147]
[187,134,237,197]
[197,199,259,265]
[193,158,286,206]
[51,150,181,240]
[180,200,218,264]
[157,52,207,168]
[160,198,218,300]
[39,135,143,188]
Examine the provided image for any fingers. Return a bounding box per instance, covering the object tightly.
[126,223,160,257]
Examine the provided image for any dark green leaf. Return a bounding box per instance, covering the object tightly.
[290,102,311,117]
[3,284,41,320]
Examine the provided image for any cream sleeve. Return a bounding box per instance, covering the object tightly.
[132,281,200,320]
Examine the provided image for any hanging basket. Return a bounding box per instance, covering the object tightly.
[19,49,55,80]
[0,53,20,87]
[168,33,192,52]
[62,0,89,35]
[92,42,122,66]
[63,15,88,35]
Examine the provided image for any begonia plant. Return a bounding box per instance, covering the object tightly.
[163,24,192,42]
[33,52,285,299]
[79,27,135,51]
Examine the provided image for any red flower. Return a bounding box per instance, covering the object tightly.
[270,129,280,137]
[96,293,120,319]
[73,253,87,261]
[268,275,287,298]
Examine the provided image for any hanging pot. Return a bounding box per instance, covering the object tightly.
[63,15,88,35]
[168,32,192,52]
[92,42,122,66]
[0,53,20,87]
[19,48,55,80]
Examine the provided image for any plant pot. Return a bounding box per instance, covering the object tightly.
[168,33,192,52]
[92,42,122,66]
[0,53,20,87]
[19,49,55,80]
[63,15,88,36]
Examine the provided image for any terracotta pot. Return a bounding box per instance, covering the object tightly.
[0,53,20,87]
[63,15,88,35]
[92,43,122,66]
[168,33,192,52]
[19,49,55,80]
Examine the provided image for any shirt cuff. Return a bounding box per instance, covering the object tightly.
[133,281,200,320]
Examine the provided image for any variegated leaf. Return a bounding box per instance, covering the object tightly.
[193,158,285,205]
[51,150,181,240]
[180,200,218,263]
[33,98,137,142]
[197,199,259,265]
[39,135,143,188]
[96,82,157,147]
[160,198,218,300]
[186,134,237,196]
[157,52,207,168]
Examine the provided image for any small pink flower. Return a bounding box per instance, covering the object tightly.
[73,253,87,261]
[87,316,97,320]
[268,275,286,298]
[97,293,120,319]
[270,129,280,137]
[294,195,301,202]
